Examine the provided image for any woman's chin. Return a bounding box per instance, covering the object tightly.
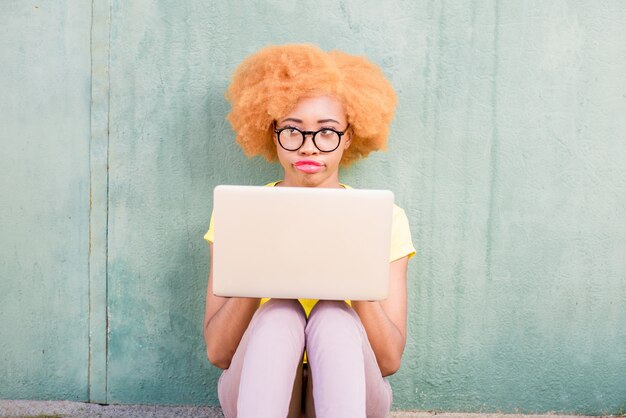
[291,176,321,188]
[281,175,320,188]
[283,168,340,188]
[299,175,342,189]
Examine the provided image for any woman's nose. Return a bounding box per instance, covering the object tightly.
[298,134,319,155]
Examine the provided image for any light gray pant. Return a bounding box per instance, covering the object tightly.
[217,299,392,418]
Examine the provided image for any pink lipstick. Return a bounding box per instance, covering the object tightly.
[294,160,323,174]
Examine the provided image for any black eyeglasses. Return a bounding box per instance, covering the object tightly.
[274,123,350,152]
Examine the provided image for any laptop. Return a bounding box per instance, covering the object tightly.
[211,185,394,300]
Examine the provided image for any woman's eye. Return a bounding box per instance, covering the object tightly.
[319,129,334,136]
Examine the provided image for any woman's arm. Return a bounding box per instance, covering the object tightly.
[350,255,409,376]
[204,243,261,369]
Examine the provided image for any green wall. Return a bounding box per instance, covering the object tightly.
[0,1,91,400]
[1,0,625,414]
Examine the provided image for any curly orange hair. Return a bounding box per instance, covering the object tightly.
[226,44,397,166]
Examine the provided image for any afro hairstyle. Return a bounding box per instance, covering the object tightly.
[225,43,397,166]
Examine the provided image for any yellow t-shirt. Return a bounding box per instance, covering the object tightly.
[204,181,416,316]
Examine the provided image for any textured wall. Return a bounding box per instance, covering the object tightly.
[0,2,92,400]
[1,0,625,414]
[391,3,626,414]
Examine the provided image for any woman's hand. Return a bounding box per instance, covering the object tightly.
[350,256,409,376]
[204,243,261,369]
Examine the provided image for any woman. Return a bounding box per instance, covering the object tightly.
[204,44,415,418]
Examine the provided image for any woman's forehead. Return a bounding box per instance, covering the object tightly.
[281,95,346,123]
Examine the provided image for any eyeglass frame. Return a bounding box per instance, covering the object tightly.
[273,121,350,153]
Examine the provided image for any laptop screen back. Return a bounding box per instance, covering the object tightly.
[212,185,394,300]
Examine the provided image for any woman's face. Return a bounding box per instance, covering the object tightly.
[274,95,351,188]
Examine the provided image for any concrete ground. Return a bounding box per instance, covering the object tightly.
[0,401,619,418]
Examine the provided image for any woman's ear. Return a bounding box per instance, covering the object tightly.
[343,127,353,149]
[271,122,279,146]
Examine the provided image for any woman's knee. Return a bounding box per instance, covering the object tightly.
[305,300,361,339]
[308,300,353,322]
[252,299,307,339]
[259,298,306,317]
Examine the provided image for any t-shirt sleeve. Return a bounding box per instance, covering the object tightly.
[204,210,215,244]
[389,205,416,262]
